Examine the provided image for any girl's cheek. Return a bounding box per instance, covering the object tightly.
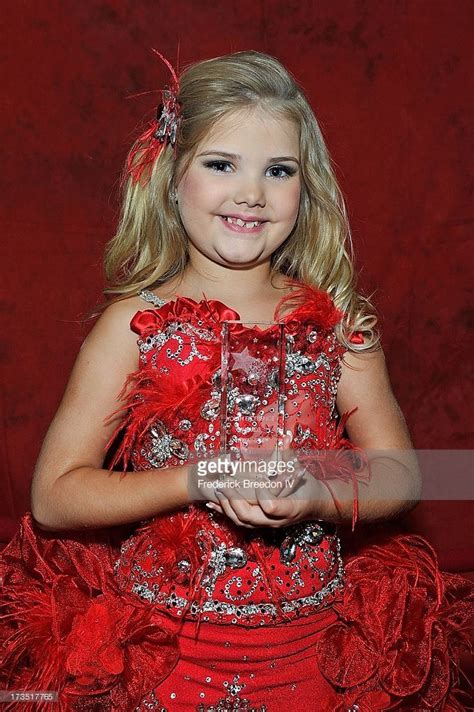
[181,173,224,207]
[178,175,200,204]
[280,182,301,216]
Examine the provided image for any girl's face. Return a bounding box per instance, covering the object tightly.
[176,108,301,270]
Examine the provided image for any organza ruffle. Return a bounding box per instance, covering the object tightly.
[0,514,179,711]
[316,534,474,711]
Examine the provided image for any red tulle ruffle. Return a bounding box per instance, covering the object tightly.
[0,514,179,711]
[316,534,474,711]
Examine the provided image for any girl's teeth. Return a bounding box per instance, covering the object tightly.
[224,216,261,228]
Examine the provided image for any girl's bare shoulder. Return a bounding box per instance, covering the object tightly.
[89,285,177,349]
[96,286,173,327]
[82,295,146,368]
[94,295,142,330]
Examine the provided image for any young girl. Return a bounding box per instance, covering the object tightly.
[1,51,472,712]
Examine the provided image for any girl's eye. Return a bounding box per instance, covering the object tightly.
[204,160,233,173]
[203,160,297,179]
[267,165,297,179]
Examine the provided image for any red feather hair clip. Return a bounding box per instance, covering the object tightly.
[127,50,181,185]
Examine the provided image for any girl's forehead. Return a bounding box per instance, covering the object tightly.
[199,107,299,151]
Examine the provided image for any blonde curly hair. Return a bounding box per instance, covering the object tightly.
[101,50,378,350]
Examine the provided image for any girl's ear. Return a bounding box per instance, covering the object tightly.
[171,188,178,203]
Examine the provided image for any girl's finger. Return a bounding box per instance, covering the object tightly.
[206,502,223,513]
[216,491,286,528]
[224,493,263,525]
[256,487,295,518]
[215,492,256,528]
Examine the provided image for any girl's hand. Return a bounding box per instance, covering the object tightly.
[188,437,301,506]
[206,452,324,528]
[187,452,281,505]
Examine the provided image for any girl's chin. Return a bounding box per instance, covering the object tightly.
[188,241,269,269]
[215,250,266,267]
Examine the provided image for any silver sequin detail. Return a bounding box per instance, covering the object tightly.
[178,419,192,431]
[135,688,168,711]
[141,420,189,467]
[130,538,344,622]
[138,289,167,308]
[279,522,326,564]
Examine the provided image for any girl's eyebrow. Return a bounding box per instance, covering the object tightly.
[197,150,300,165]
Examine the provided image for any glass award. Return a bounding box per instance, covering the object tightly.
[220,322,286,465]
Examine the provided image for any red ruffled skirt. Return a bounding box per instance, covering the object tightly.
[1,514,473,711]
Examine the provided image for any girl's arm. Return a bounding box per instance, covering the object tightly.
[325,345,422,524]
[31,299,190,531]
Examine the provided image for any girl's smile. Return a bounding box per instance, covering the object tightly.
[176,108,301,269]
[219,214,267,234]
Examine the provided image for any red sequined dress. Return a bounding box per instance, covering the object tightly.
[1,285,472,712]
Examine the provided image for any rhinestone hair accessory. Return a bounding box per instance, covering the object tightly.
[127,50,181,185]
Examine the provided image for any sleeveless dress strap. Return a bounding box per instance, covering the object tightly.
[137,289,167,308]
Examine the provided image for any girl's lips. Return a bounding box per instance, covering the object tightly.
[219,215,266,234]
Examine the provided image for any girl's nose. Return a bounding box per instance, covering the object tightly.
[233,177,266,208]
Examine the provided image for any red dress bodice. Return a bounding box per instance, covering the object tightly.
[105,285,351,627]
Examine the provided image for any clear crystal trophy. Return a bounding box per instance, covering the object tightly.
[220,322,286,467]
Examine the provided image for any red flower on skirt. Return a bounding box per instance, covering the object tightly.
[65,597,125,687]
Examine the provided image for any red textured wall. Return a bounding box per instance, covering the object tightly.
[1,1,472,569]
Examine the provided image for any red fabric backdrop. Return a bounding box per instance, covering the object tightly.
[1,1,472,571]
